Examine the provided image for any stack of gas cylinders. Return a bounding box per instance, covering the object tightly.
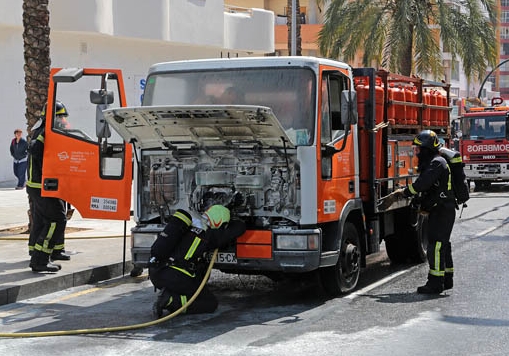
[355,75,449,128]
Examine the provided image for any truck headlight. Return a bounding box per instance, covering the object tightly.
[276,234,319,250]
[132,232,158,248]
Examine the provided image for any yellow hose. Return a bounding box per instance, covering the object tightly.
[0,249,218,338]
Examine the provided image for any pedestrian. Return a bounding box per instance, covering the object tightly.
[27,101,71,272]
[9,128,28,190]
[390,130,456,294]
[149,205,246,318]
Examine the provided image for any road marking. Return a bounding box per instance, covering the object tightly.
[473,226,497,238]
[345,270,408,300]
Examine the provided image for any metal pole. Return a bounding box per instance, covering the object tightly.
[291,0,296,56]
[477,59,509,100]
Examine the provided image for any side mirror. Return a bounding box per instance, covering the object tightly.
[96,104,111,139]
[341,90,358,126]
[90,89,114,105]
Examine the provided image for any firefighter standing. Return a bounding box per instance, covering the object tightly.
[27,101,71,272]
[392,130,456,294]
[149,205,246,317]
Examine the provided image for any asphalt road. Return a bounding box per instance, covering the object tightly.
[1,186,509,355]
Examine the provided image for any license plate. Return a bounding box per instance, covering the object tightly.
[216,252,237,264]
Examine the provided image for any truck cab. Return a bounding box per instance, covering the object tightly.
[43,58,452,295]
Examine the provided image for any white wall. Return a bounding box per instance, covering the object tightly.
[0,0,274,186]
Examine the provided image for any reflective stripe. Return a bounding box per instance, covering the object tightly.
[53,243,65,250]
[180,295,188,313]
[34,222,57,254]
[447,165,452,191]
[174,211,192,226]
[445,267,454,273]
[449,157,462,164]
[429,241,445,277]
[170,265,195,277]
[184,237,201,260]
[26,156,42,188]
[164,296,173,308]
[408,184,417,195]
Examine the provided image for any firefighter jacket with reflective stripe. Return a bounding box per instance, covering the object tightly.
[26,123,45,189]
[403,154,455,211]
[150,219,246,276]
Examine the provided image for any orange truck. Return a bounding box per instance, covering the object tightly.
[42,57,451,295]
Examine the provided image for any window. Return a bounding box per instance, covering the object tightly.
[503,0,509,8]
[503,43,509,56]
[502,11,509,23]
[501,27,509,39]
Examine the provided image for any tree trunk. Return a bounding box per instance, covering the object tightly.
[287,0,302,56]
[23,0,51,136]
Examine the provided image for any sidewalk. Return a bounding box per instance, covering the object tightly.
[0,185,137,306]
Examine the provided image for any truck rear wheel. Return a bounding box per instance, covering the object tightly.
[319,222,361,296]
[385,208,427,264]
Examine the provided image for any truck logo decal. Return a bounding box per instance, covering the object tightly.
[90,196,118,212]
[57,151,69,160]
[324,200,336,214]
[467,143,509,153]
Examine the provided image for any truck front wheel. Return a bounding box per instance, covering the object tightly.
[319,222,361,296]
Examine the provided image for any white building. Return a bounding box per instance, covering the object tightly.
[0,0,274,186]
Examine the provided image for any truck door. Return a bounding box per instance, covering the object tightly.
[41,68,132,220]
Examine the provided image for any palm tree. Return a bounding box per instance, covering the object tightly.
[22,0,50,232]
[317,0,498,82]
[23,0,51,135]
[287,0,302,55]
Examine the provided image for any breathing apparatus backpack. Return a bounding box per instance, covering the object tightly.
[439,147,470,208]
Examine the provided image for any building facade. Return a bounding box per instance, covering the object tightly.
[0,0,274,185]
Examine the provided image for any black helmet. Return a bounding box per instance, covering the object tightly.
[55,101,69,117]
[413,129,441,152]
[41,100,68,117]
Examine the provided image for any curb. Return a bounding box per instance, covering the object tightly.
[0,261,133,306]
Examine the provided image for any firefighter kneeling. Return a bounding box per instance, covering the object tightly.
[149,205,246,318]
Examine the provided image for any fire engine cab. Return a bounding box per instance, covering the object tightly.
[458,98,509,191]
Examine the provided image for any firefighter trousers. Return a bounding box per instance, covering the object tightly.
[27,186,67,257]
[149,265,218,314]
[426,202,456,280]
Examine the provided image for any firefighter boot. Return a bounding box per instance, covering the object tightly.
[152,288,177,319]
[444,272,454,290]
[417,274,444,294]
[29,250,62,272]
[51,250,71,261]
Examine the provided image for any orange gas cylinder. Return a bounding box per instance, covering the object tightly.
[430,90,440,126]
[387,84,396,125]
[374,80,385,179]
[405,86,417,125]
[438,91,448,126]
[393,85,406,125]
[423,89,431,126]
[356,83,367,120]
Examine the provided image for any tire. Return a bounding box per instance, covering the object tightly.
[320,222,361,296]
[385,207,427,264]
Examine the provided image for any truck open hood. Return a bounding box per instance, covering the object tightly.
[102,105,295,150]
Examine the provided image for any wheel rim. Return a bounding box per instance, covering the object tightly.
[341,242,360,284]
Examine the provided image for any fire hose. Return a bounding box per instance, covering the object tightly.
[0,249,218,338]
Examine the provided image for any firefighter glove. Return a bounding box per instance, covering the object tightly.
[378,188,405,211]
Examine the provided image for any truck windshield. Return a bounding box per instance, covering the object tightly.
[143,67,316,146]
[462,116,506,139]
